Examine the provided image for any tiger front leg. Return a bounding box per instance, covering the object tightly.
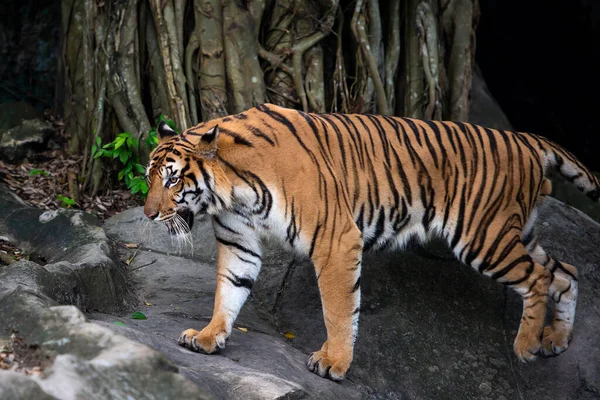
[307,226,363,381]
[179,219,261,354]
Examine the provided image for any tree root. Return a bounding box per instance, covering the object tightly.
[351,0,389,115]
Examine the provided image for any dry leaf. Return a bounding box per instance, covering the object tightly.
[144,301,152,306]
[237,327,248,333]
[284,331,296,339]
[125,243,138,249]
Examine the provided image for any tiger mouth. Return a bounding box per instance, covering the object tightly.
[163,208,195,235]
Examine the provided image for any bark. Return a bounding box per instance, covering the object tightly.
[352,0,389,114]
[264,0,296,108]
[223,0,266,113]
[149,0,189,129]
[194,0,228,121]
[185,32,200,124]
[304,45,325,113]
[404,0,425,118]
[384,0,401,112]
[107,0,151,144]
[163,1,190,124]
[63,0,93,153]
[443,0,477,121]
[145,8,172,118]
[416,1,443,120]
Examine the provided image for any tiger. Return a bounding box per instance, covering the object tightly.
[143,103,600,381]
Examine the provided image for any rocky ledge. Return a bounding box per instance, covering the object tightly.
[0,182,599,399]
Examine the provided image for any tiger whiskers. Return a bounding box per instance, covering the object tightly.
[140,218,152,241]
[164,213,194,257]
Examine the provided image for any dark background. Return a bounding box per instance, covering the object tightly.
[476,0,599,170]
[0,0,598,170]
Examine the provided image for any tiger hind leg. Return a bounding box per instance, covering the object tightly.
[467,236,550,361]
[523,225,578,356]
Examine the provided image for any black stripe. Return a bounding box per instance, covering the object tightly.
[365,208,385,251]
[352,277,361,292]
[309,223,322,258]
[219,127,253,147]
[224,271,254,290]
[213,216,239,235]
[490,254,532,281]
[248,126,276,146]
[216,237,261,259]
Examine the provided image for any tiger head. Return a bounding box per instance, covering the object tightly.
[143,121,229,235]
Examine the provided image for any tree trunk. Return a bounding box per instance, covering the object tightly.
[60,0,479,196]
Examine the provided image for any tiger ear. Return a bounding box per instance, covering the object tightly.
[199,125,220,154]
[157,121,177,141]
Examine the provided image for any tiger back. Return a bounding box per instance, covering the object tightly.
[143,103,600,381]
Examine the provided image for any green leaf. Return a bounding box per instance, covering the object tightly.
[56,195,75,208]
[91,144,97,156]
[114,136,126,150]
[119,151,128,164]
[96,136,102,147]
[29,168,49,177]
[118,169,125,181]
[131,312,147,320]
[113,321,126,326]
[135,164,146,174]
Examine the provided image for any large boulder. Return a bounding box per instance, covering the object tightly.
[0,184,366,399]
[0,185,211,399]
[102,197,600,400]
[0,102,56,163]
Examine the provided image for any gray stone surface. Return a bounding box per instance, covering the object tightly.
[102,198,600,400]
[0,116,56,163]
[0,186,212,400]
[469,64,513,131]
[99,211,366,399]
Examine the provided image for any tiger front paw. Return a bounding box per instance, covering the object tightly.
[178,327,228,354]
[513,331,541,362]
[307,350,351,382]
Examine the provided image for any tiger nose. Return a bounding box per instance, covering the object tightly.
[144,210,159,220]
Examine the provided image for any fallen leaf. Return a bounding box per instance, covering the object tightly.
[124,243,138,249]
[131,312,147,320]
[237,327,248,333]
[113,321,126,326]
[144,301,152,306]
[284,331,296,339]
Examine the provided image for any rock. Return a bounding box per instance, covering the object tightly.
[0,185,130,314]
[0,117,56,163]
[0,185,212,399]
[98,211,367,399]
[469,64,513,130]
[102,197,600,400]
[0,371,58,400]
[0,292,212,400]
[0,102,44,131]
